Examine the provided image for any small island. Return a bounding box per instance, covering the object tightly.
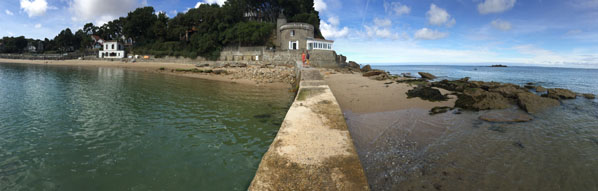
[490,64,508,67]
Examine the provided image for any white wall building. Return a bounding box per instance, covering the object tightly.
[99,41,125,59]
[306,38,334,51]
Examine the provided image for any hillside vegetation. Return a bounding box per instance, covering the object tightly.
[0,0,323,60]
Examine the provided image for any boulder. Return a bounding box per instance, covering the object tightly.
[516,92,560,114]
[459,77,470,82]
[545,88,577,99]
[418,72,437,80]
[535,86,547,92]
[406,86,448,101]
[361,64,372,72]
[582,94,596,99]
[348,61,360,69]
[479,110,533,122]
[455,88,511,110]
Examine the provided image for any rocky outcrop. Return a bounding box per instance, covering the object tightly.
[455,88,511,110]
[516,92,560,114]
[361,64,372,72]
[582,94,596,99]
[406,86,448,101]
[545,88,577,99]
[418,72,437,80]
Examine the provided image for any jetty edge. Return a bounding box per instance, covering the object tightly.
[249,68,370,190]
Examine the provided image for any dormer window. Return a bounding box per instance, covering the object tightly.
[291,30,295,37]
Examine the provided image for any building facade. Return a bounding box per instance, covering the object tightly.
[276,13,334,51]
[99,41,125,59]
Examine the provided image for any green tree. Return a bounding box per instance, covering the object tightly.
[123,7,158,44]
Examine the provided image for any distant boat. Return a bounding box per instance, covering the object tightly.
[490,64,508,67]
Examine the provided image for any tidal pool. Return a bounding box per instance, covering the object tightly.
[0,63,294,190]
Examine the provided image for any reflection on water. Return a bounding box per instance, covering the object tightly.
[346,99,598,190]
[0,63,294,190]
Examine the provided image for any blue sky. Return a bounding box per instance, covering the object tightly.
[2,0,598,67]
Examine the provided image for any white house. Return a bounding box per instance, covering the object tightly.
[99,41,125,59]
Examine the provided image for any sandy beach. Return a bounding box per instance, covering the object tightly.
[323,71,456,113]
[0,58,293,89]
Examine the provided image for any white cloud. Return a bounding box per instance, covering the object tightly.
[491,19,512,31]
[70,0,142,25]
[373,18,392,27]
[478,0,516,14]
[20,0,48,17]
[363,18,399,39]
[5,10,14,16]
[35,23,42,28]
[384,2,410,16]
[314,0,327,12]
[414,28,448,40]
[320,16,349,39]
[426,4,455,27]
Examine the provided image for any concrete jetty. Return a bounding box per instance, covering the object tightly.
[249,68,369,190]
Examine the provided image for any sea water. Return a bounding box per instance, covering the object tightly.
[346,65,598,190]
[0,63,294,190]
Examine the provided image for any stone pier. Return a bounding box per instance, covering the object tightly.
[249,68,369,191]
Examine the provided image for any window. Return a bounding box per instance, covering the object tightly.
[319,43,322,49]
[308,43,313,50]
[112,44,115,50]
[328,44,331,49]
[105,45,108,50]
[291,30,295,37]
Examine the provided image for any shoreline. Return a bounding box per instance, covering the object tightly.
[0,58,293,89]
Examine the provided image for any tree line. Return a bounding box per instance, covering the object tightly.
[0,0,322,60]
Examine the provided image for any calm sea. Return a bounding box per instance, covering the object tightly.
[373,65,598,94]
[0,63,294,190]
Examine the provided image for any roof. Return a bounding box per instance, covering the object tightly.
[307,38,334,43]
[91,35,103,41]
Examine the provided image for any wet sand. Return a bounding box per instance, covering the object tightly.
[0,58,290,89]
[322,70,598,190]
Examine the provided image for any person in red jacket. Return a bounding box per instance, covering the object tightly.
[301,51,306,67]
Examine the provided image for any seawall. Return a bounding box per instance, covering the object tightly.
[249,68,370,190]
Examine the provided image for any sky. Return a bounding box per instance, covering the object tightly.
[1,0,598,67]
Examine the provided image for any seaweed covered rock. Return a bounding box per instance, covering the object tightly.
[455,88,511,110]
[418,72,437,80]
[545,88,577,99]
[489,84,528,99]
[582,94,596,99]
[516,92,560,114]
[432,79,474,92]
[479,110,533,122]
[430,106,451,115]
[406,86,448,101]
[363,70,384,77]
[535,86,547,92]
